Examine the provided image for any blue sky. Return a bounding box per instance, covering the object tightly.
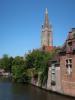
[0,0,75,57]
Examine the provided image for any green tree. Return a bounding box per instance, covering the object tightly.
[0,54,13,72]
[12,56,29,82]
[25,49,59,85]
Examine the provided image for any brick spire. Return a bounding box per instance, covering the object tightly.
[44,8,49,28]
[41,8,53,50]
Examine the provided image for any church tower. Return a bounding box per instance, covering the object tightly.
[41,8,53,51]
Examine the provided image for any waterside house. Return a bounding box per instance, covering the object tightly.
[47,28,75,97]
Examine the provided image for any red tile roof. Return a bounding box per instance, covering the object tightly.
[43,46,54,52]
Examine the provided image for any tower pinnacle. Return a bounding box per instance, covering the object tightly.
[44,8,49,28]
[45,8,48,14]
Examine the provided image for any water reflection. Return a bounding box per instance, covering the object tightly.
[0,80,74,100]
[12,83,75,100]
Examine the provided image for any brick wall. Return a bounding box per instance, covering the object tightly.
[60,55,75,96]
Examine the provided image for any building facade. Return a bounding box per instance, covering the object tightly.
[59,28,75,96]
[47,28,75,97]
[47,55,61,92]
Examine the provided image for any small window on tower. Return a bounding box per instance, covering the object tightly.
[48,33,50,46]
[43,46,45,50]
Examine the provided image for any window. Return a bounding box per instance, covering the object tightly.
[66,59,68,63]
[48,33,50,46]
[66,58,72,75]
[68,42,72,46]
[51,64,56,85]
[68,42,72,52]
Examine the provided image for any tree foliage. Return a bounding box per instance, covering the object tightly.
[0,54,13,72]
[0,48,59,84]
[25,49,57,85]
[11,56,28,82]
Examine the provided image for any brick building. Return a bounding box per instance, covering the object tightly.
[47,28,75,96]
[59,28,75,96]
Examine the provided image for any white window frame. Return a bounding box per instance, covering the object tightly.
[51,64,56,82]
[66,58,72,75]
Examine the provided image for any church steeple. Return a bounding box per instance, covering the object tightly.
[44,8,49,28]
[41,8,53,50]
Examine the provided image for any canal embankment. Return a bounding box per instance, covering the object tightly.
[30,82,75,99]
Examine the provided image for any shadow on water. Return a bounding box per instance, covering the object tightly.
[0,78,75,100]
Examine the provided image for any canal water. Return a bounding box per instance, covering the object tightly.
[0,78,75,100]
